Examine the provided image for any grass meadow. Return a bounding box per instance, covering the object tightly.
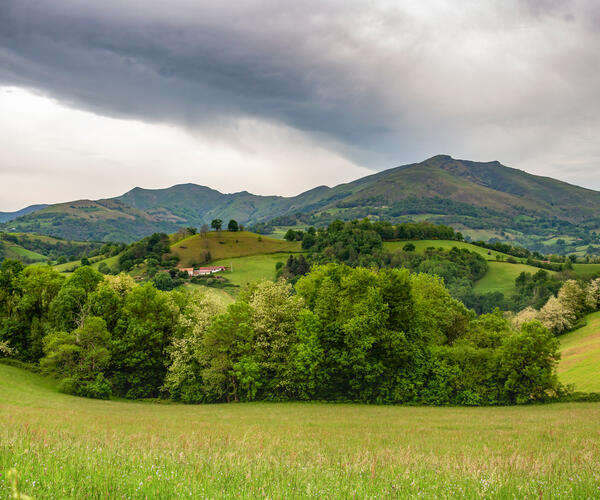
[559,311,600,392]
[3,243,47,263]
[211,252,298,289]
[473,262,555,295]
[170,231,300,267]
[1,363,600,499]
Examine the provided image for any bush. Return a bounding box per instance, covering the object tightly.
[58,377,78,395]
[79,373,112,399]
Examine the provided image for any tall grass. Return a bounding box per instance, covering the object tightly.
[1,363,600,498]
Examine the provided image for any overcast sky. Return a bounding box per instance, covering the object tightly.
[1,0,599,210]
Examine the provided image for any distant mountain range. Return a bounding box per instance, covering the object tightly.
[0,204,49,223]
[2,155,600,253]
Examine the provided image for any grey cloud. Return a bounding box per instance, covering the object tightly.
[1,0,600,174]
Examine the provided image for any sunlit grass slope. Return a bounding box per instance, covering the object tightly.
[182,282,235,303]
[473,261,557,295]
[382,240,548,296]
[559,311,600,392]
[1,363,600,498]
[211,253,295,289]
[3,242,47,262]
[572,263,600,278]
[170,231,300,267]
[53,255,120,273]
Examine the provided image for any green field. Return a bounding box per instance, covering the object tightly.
[572,263,600,278]
[171,231,301,267]
[558,311,600,392]
[3,243,47,262]
[268,226,307,239]
[211,252,297,289]
[182,282,236,303]
[473,261,554,295]
[54,254,119,273]
[1,363,600,498]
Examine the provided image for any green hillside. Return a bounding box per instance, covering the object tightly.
[473,262,557,295]
[382,239,553,297]
[211,253,297,288]
[1,241,47,262]
[383,239,523,261]
[1,199,179,242]
[4,155,600,253]
[1,362,600,498]
[558,311,600,392]
[0,232,104,265]
[0,203,47,223]
[54,254,120,273]
[170,231,300,267]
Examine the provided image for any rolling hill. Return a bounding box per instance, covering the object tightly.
[1,199,179,242]
[0,203,47,223]
[3,155,600,251]
[169,231,301,267]
[0,232,104,265]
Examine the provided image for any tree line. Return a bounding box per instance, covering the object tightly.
[0,259,562,405]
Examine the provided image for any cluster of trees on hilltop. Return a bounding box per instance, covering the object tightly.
[284,220,461,247]
[0,259,563,405]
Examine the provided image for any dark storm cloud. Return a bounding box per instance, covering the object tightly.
[1,0,600,172]
[0,1,395,149]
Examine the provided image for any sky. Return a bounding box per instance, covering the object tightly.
[1,0,599,211]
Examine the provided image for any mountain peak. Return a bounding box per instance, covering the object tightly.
[427,154,453,161]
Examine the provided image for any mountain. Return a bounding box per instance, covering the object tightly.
[115,183,338,228]
[2,155,600,252]
[0,204,48,223]
[0,198,180,242]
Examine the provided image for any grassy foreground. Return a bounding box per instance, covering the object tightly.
[1,364,600,498]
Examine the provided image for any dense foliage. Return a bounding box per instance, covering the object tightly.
[0,259,563,405]
[118,233,173,272]
[281,219,489,306]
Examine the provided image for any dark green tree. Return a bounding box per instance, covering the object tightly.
[227,219,239,232]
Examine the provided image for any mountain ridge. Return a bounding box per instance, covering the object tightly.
[0,204,49,223]
[2,155,599,253]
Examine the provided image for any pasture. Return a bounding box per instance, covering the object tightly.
[2,243,47,262]
[559,311,600,392]
[170,231,300,267]
[473,261,554,295]
[1,363,600,498]
[211,252,297,289]
[572,263,600,278]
